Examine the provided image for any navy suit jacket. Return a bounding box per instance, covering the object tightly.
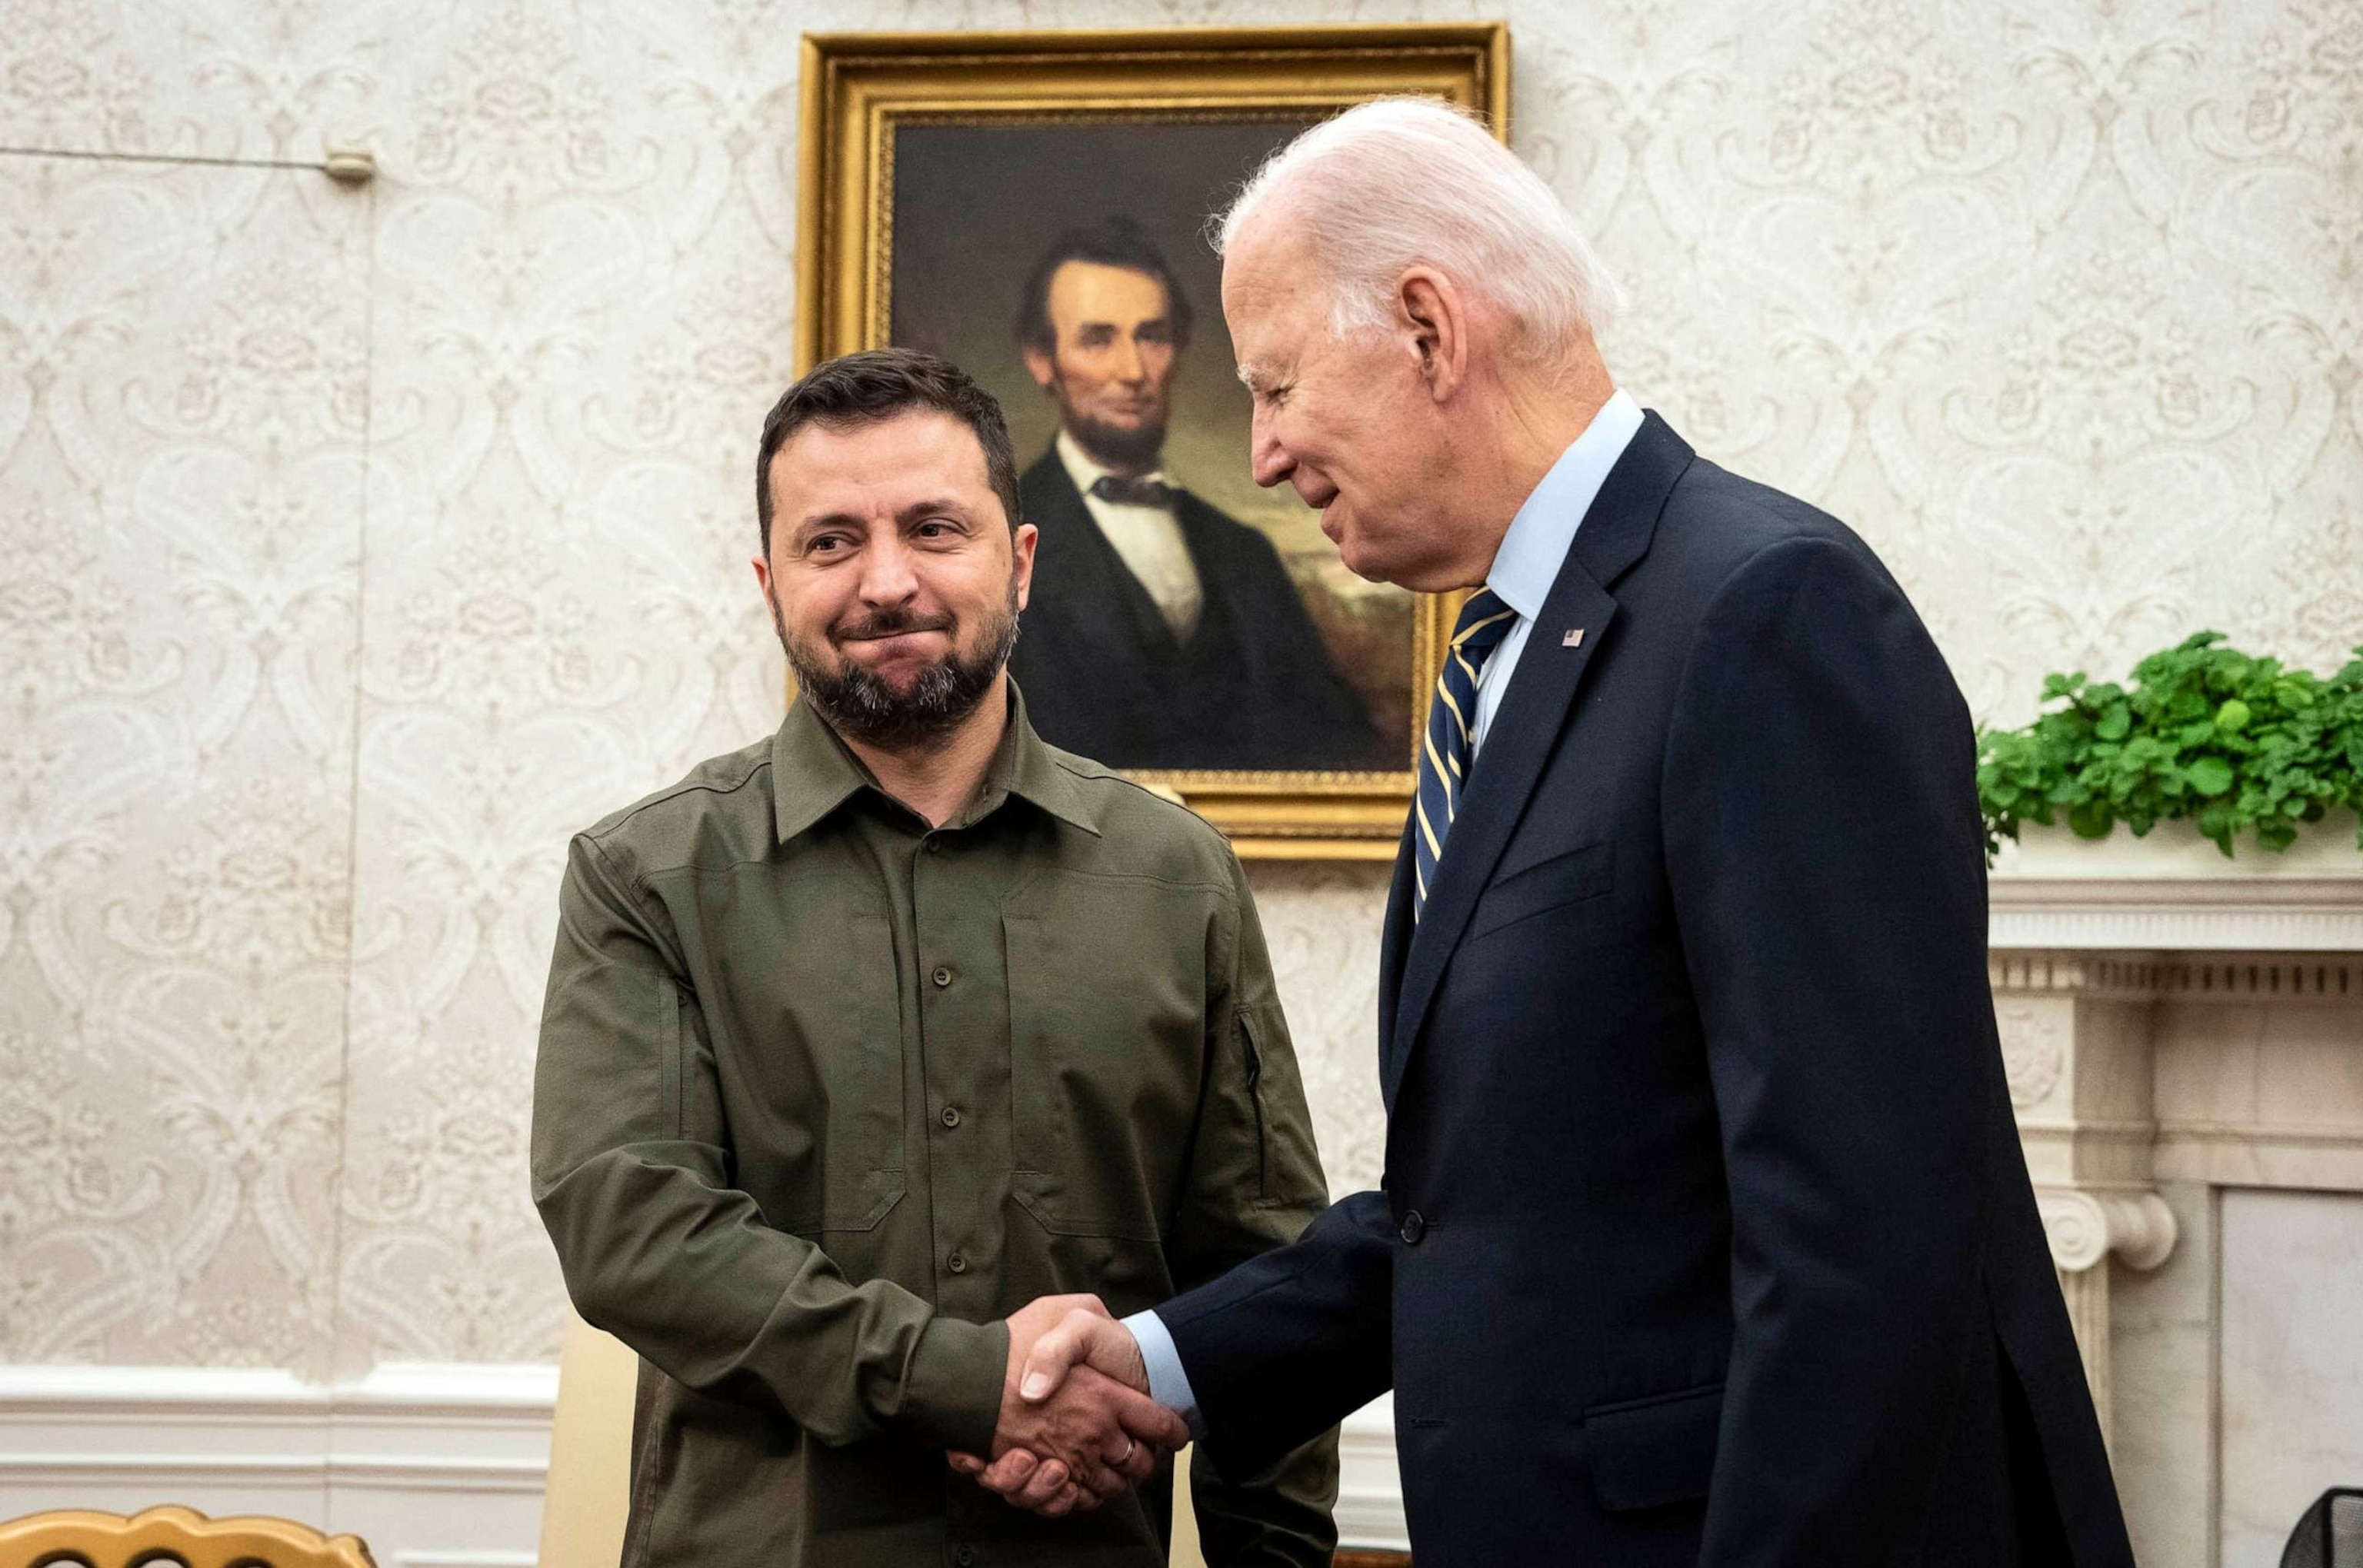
[1007,448,1393,772]
[1156,414,2134,1566]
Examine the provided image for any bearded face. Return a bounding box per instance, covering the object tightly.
[1024,261,1181,474]
[773,571,1020,749]
[755,408,1038,754]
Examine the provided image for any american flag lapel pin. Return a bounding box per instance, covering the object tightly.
[1562,628,1586,648]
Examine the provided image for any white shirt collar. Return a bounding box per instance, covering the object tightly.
[1055,427,1173,500]
[1485,388,1645,621]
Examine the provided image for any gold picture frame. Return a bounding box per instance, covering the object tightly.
[795,24,1509,857]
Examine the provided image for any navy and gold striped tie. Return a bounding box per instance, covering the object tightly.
[1414,587,1518,919]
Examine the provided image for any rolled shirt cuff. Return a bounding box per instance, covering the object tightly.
[1122,1308,1208,1444]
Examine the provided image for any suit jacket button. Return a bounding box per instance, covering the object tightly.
[1399,1210,1425,1245]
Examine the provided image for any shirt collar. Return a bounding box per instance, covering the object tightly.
[769,681,1102,844]
[1485,387,1646,621]
[1056,426,1173,498]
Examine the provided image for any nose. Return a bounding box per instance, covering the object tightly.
[1112,332,1147,385]
[855,530,921,611]
[1249,403,1293,489]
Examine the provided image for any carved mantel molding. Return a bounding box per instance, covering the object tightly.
[1990,877,2363,952]
[2035,1187,2178,1274]
[1988,818,2363,953]
[1989,927,2363,1444]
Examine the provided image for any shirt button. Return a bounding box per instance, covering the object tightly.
[1399,1210,1426,1245]
[941,1105,963,1129]
[926,839,944,855]
[955,1549,977,1568]
[932,966,953,987]
[947,1251,968,1274]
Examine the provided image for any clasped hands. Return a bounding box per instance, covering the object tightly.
[947,1294,1182,1516]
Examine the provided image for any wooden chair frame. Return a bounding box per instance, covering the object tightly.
[0,1504,376,1568]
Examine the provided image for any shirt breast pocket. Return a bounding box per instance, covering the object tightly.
[1002,890,1205,1242]
[748,911,906,1236]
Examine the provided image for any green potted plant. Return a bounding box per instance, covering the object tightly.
[1978,633,2363,870]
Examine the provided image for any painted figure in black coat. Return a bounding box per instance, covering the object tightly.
[1003,218,1391,771]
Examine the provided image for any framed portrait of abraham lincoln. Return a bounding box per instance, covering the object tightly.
[796,23,1509,855]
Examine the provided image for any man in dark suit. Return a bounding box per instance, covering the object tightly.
[1005,216,1391,771]
[962,102,2136,1566]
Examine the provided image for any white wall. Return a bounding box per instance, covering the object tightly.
[3,0,2358,1560]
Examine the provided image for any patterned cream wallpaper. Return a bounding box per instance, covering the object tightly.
[1,0,2355,1373]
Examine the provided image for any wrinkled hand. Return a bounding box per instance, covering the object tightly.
[946,1300,1181,1516]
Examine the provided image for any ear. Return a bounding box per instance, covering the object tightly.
[1022,345,1058,392]
[1011,521,1040,614]
[1397,268,1468,404]
[751,551,774,596]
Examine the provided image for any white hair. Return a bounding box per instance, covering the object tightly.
[1213,97,1623,361]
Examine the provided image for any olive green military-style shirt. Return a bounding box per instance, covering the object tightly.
[530,688,1338,1567]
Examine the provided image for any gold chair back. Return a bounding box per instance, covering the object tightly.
[0,1504,375,1568]
[538,1309,638,1568]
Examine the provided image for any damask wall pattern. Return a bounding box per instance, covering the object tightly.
[0,155,368,1372]
[0,0,2356,1371]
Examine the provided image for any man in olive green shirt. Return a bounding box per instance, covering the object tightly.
[530,348,1338,1566]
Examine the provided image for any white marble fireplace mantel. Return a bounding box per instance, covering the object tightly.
[1989,813,2363,952]
[1985,821,2363,1566]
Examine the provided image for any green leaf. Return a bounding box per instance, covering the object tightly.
[2187,756,2235,797]
[1987,639,2363,859]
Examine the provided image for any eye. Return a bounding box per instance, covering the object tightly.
[805,532,850,557]
[913,518,962,542]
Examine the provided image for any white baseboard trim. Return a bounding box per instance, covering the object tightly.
[0,1365,1412,1558]
[1336,1396,1411,1551]
[0,1363,558,1566]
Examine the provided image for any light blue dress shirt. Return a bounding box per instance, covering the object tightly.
[1469,387,1645,754]
[1124,388,1648,1436]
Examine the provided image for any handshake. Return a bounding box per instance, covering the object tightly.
[947,1294,1187,1516]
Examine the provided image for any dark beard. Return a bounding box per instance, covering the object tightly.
[775,586,1020,750]
[1065,411,1168,473]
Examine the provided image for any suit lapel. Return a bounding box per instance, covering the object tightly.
[1382,413,1696,1097]
[1385,577,1617,1097]
[1376,810,1418,1108]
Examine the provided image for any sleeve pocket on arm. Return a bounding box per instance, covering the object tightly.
[658,974,683,1138]
[1239,1004,1325,1210]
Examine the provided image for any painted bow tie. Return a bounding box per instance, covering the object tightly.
[1089,474,1179,508]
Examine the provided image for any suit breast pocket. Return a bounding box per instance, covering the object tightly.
[1466,838,1615,944]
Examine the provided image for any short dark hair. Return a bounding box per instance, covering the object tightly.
[1012,215,1196,357]
[755,349,1023,556]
